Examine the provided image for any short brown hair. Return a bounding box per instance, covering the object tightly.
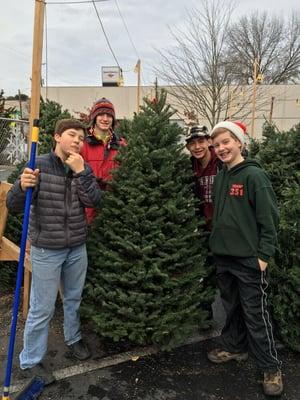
[54,119,86,136]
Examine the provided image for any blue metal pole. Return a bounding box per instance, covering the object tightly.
[2,120,39,400]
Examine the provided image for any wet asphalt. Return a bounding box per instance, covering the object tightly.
[38,337,299,400]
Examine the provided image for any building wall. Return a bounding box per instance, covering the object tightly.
[40,85,300,139]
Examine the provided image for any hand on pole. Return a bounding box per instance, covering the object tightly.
[20,168,40,191]
[258,258,268,271]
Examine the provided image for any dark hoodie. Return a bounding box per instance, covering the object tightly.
[192,147,222,228]
[209,159,279,262]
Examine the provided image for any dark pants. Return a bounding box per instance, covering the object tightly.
[215,255,281,372]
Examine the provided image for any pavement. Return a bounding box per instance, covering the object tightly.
[0,291,299,400]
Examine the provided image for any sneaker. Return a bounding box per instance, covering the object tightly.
[207,348,248,364]
[67,339,91,361]
[23,363,55,386]
[263,371,283,396]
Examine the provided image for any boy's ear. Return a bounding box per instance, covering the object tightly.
[53,132,61,143]
[236,138,243,149]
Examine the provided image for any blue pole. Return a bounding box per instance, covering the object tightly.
[2,120,39,400]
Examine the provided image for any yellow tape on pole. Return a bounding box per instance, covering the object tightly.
[32,126,39,143]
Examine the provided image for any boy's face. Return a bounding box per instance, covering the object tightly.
[212,130,242,168]
[186,137,210,160]
[95,113,113,132]
[54,128,85,156]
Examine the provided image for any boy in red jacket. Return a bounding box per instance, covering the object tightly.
[81,98,125,223]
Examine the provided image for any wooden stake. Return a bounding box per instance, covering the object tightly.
[269,96,275,123]
[250,58,257,138]
[135,59,141,113]
[18,89,23,119]
[28,0,45,151]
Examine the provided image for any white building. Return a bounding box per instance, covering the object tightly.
[39,84,299,139]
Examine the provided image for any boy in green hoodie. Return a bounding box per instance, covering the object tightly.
[208,121,283,397]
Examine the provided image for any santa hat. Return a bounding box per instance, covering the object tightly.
[89,98,115,127]
[211,120,247,144]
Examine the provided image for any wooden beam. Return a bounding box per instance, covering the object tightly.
[0,236,31,271]
[0,182,33,320]
[28,0,45,150]
[0,182,12,239]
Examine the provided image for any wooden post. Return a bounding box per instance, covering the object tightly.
[228,88,232,120]
[18,89,23,119]
[0,182,32,319]
[269,96,275,123]
[0,182,11,240]
[28,0,45,152]
[135,59,141,113]
[250,58,257,138]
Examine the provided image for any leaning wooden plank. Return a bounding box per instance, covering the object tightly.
[0,236,31,270]
[0,181,12,239]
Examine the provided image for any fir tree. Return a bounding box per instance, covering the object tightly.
[256,123,300,351]
[83,90,215,348]
[38,98,71,154]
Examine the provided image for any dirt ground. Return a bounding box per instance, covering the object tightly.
[0,291,299,400]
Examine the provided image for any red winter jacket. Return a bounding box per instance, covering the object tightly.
[81,131,126,223]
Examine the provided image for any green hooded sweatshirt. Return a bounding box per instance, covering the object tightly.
[209,159,279,262]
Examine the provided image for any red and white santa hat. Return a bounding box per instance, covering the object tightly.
[211,120,247,144]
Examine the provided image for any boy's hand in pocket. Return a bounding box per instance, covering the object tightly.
[258,259,268,271]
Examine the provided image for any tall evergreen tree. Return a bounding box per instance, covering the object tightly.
[38,98,72,153]
[256,123,300,351]
[83,90,215,347]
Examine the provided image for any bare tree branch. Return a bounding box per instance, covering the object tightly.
[226,11,300,84]
[155,1,289,129]
[155,0,235,127]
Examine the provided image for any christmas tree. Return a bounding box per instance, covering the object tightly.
[255,123,300,351]
[83,90,215,348]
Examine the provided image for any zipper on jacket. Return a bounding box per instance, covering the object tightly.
[64,175,72,247]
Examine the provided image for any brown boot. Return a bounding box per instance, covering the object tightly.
[207,348,248,364]
[263,371,283,396]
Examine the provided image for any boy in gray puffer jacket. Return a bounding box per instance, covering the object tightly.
[7,118,101,382]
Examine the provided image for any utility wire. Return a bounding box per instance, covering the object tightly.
[114,0,139,58]
[41,5,88,87]
[0,44,29,61]
[91,0,120,67]
[46,1,109,5]
[114,0,148,87]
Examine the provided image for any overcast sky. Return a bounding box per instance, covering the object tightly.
[1,0,299,96]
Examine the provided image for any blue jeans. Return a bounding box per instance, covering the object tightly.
[20,244,88,369]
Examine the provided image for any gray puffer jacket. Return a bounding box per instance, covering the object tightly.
[6,151,101,249]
